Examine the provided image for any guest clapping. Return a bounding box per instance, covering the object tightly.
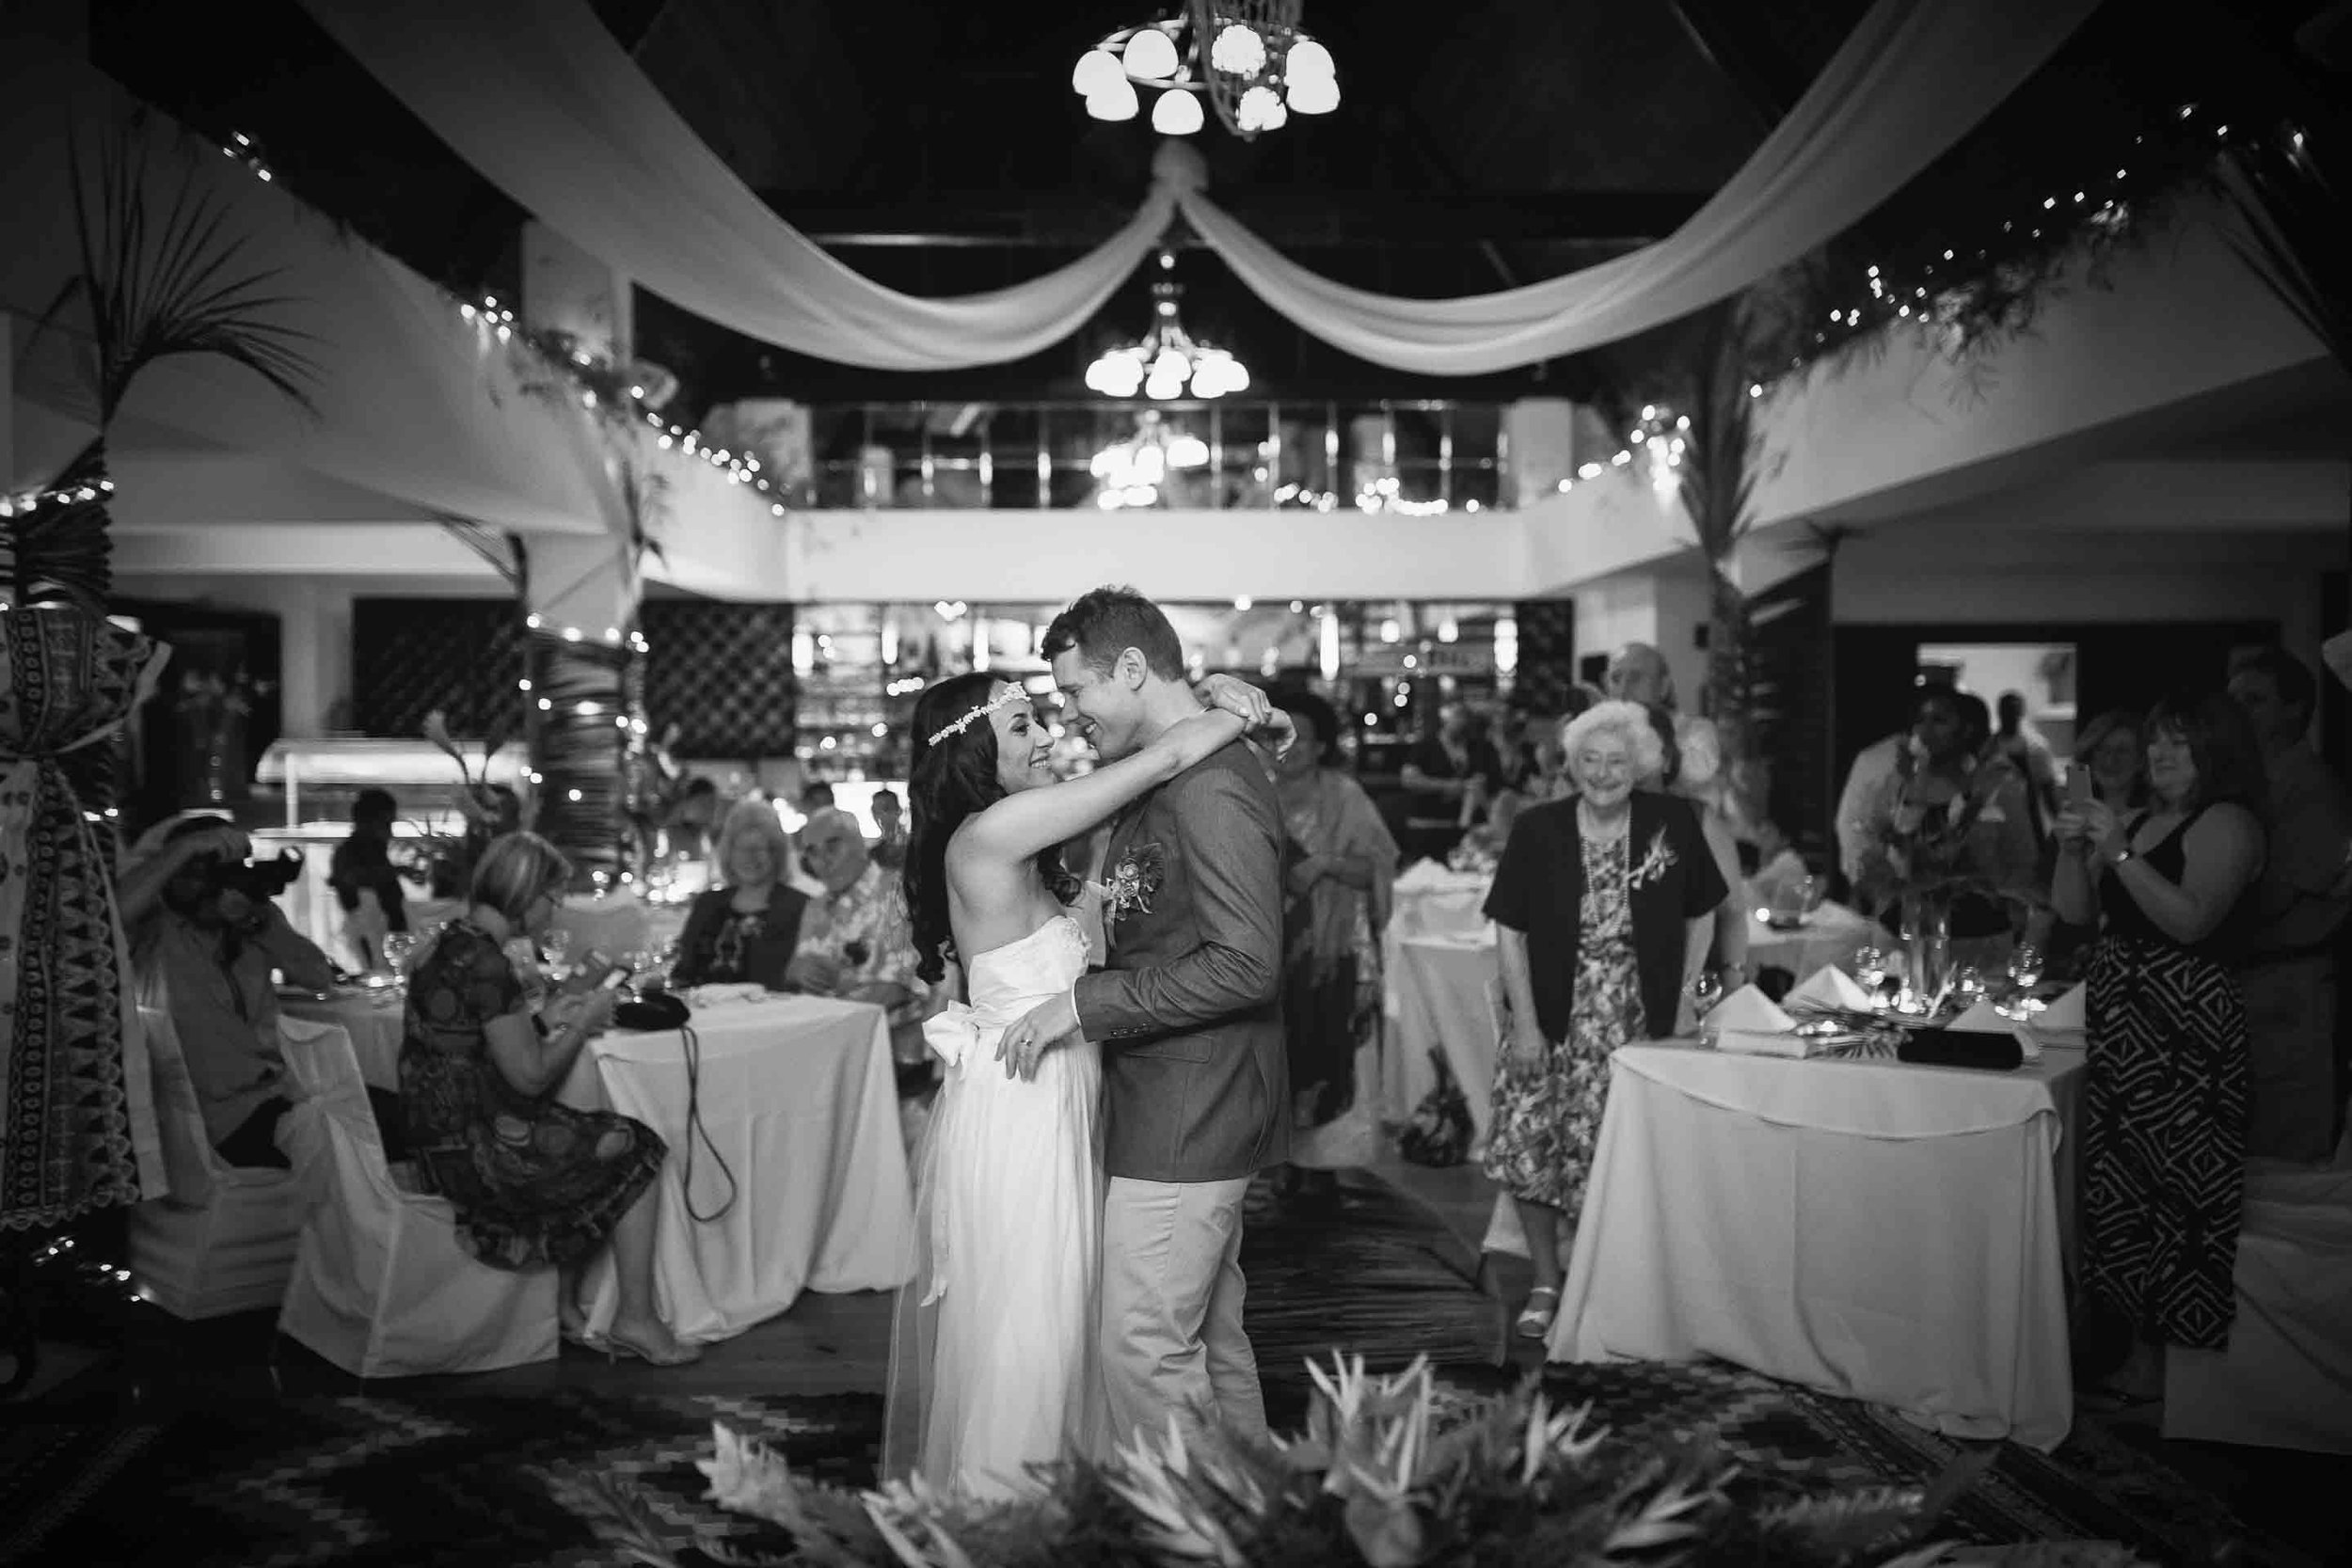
[2050,691,2265,1402]
[1483,701,1736,1340]
[670,801,811,990]
[399,833,697,1366]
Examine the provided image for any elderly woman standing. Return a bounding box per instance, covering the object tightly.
[1484,700,1739,1338]
[1269,690,1398,1209]
[670,800,810,990]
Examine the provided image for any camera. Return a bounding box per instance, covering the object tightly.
[199,848,305,902]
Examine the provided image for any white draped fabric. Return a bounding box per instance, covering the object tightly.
[301,0,1180,371]
[1177,0,2102,373]
[306,0,2097,375]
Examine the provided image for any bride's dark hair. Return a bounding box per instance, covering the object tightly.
[901,673,1078,984]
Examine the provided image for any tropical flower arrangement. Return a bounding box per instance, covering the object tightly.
[1853,746,2035,925]
[583,1355,2148,1568]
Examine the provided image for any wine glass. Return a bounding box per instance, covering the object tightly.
[1954,963,1987,1004]
[382,931,417,976]
[1690,970,1725,1039]
[2007,942,2045,1015]
[1851,942,1888,997]
[541,927,574,975]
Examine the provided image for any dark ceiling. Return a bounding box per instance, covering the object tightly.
[80,0,2318,409]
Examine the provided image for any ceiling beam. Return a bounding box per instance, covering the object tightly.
[765,191,1709,248]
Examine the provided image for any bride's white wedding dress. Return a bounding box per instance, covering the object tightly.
[882,913,1102,1499]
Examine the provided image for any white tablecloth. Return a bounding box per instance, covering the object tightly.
[559,994,915,1343]
[1746,900,1879,980]
[1385,931,1499,1136]
[1549,1040,2085,1449]
[283,989,409,1091]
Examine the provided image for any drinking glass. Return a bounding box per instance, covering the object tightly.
[1691,970,1725,1020]
[1851,942,1887,995]
[2005,942,2044,1015]
[381,931,417,975]
[542,927,574,974]
[1953,963,1987,1003]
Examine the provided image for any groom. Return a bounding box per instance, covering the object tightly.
[1012,585,1287,1449]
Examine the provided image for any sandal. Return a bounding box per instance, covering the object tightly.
[1515,1286,1562,1340]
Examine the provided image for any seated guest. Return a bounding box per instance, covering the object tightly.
[1484,700,1736,1341]
[400,832,697,1366]
[1745,818,1812,912]
[329,786,407,972]
[2228,646,2352,1161]
[669,800,811,990]
[789,806,926,1047]
[2051,689,2265,1403]
[121,816,406,1169]
[869,786,909,871]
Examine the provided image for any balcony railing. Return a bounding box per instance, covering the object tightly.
[800,400,1511,513]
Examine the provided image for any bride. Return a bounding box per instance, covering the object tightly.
[882,669,1285,1499]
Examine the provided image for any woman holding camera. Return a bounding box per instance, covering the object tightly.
[399,832,696,1366]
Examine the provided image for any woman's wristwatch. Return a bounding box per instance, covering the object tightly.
[2106,844,2137,867]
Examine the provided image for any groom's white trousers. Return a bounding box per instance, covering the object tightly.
[1099,1175,1267,1449]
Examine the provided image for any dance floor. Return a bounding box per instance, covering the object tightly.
[1,1165,2340,1567]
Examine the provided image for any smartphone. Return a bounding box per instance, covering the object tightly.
[2066,764,2093,805]
[596,966,633,991]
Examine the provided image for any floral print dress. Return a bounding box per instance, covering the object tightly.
[1482,829,1645,1212]
[399,922,666,1271]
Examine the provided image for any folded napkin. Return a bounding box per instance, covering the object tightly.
[685,982,769,1008]
[1788,965,1876,1012]
[1948,994,2042,1060]
[2039,984,2087,1032]
[1709,985,1811,1056]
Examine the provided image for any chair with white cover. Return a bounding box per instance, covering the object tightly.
[125,1005,308,1319]
[275,1015,558,1377]
[2164,1159,2352,1454]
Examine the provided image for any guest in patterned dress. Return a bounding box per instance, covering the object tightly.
[2051,689,2265,1404]
[670,800,811,990]
[1484,700,1736,1338]
[400,832,697,1366]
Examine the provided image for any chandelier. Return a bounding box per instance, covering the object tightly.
[1070,1,1339,139]
[1091,411,1212,510]
[1084,251,1250,399]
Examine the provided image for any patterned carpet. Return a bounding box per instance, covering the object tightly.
[0,1173,2325,1567]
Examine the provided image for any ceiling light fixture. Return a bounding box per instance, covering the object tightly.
[1071,1,1339,140]
[1085,250,1249,399]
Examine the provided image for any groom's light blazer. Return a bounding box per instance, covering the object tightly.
[1074,739,1289,1184]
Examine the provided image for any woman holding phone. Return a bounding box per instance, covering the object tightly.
[400,832,697,1366]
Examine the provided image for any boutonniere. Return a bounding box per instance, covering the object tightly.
[1630,827,1677,889]
[1104,841,1167,927]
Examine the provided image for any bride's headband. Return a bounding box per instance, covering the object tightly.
[926,686,1029,747]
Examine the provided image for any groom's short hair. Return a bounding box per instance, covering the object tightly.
[1044,587,1185,682]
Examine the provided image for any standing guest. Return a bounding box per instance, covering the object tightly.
[669,800,811,991]
[1851,688,2038,958]
[870,786,909,871]
[122,817,407,1168]
[2051,690,2265,1403]
[400,832,697,1366]
[1400,702,1503,861]
[663,777,721,861]
[1484,701,1736,1340]
[1836,727,1914,893]
[1268,690,1398,1210]
[1995,691,2064,849]
[789,807,928,1054]
[2228,646,2352,1160]
[2073,710,2149,810]
[1602,642,1677,710]
[330,786,407,972]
